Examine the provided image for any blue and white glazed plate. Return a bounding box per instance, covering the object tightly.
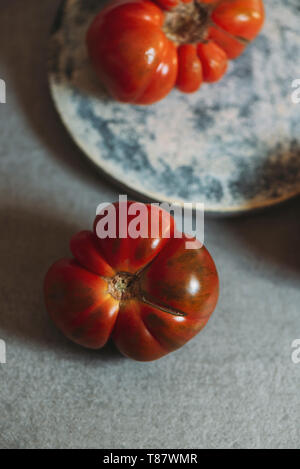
[48,0,300,215]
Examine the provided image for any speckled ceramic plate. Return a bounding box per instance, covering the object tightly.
[48,0,300,215]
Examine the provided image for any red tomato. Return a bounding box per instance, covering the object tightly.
[86,0,264,104]
[176,44,203,92]
[197,41,228,82]
[44,202,219,361]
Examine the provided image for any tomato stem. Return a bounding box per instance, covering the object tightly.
[107,272,139,301]
[106,272,186,317]
[141,293,187,317]
[162,1,213,45]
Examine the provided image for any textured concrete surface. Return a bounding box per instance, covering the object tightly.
[0,0,300,449]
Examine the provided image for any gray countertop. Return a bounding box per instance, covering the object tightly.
[0,0,299,449]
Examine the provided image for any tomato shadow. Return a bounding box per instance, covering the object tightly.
[0,205,123,362]
[204,137,300,280]
[207,193,300,280]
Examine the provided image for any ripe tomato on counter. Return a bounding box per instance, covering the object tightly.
[86,0,265,104]
[44,202,219,361]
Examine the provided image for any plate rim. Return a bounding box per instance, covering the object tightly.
[48,0,300,216]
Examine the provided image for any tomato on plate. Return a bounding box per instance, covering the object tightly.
[44,202,219,361]
[86,0,265,104]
